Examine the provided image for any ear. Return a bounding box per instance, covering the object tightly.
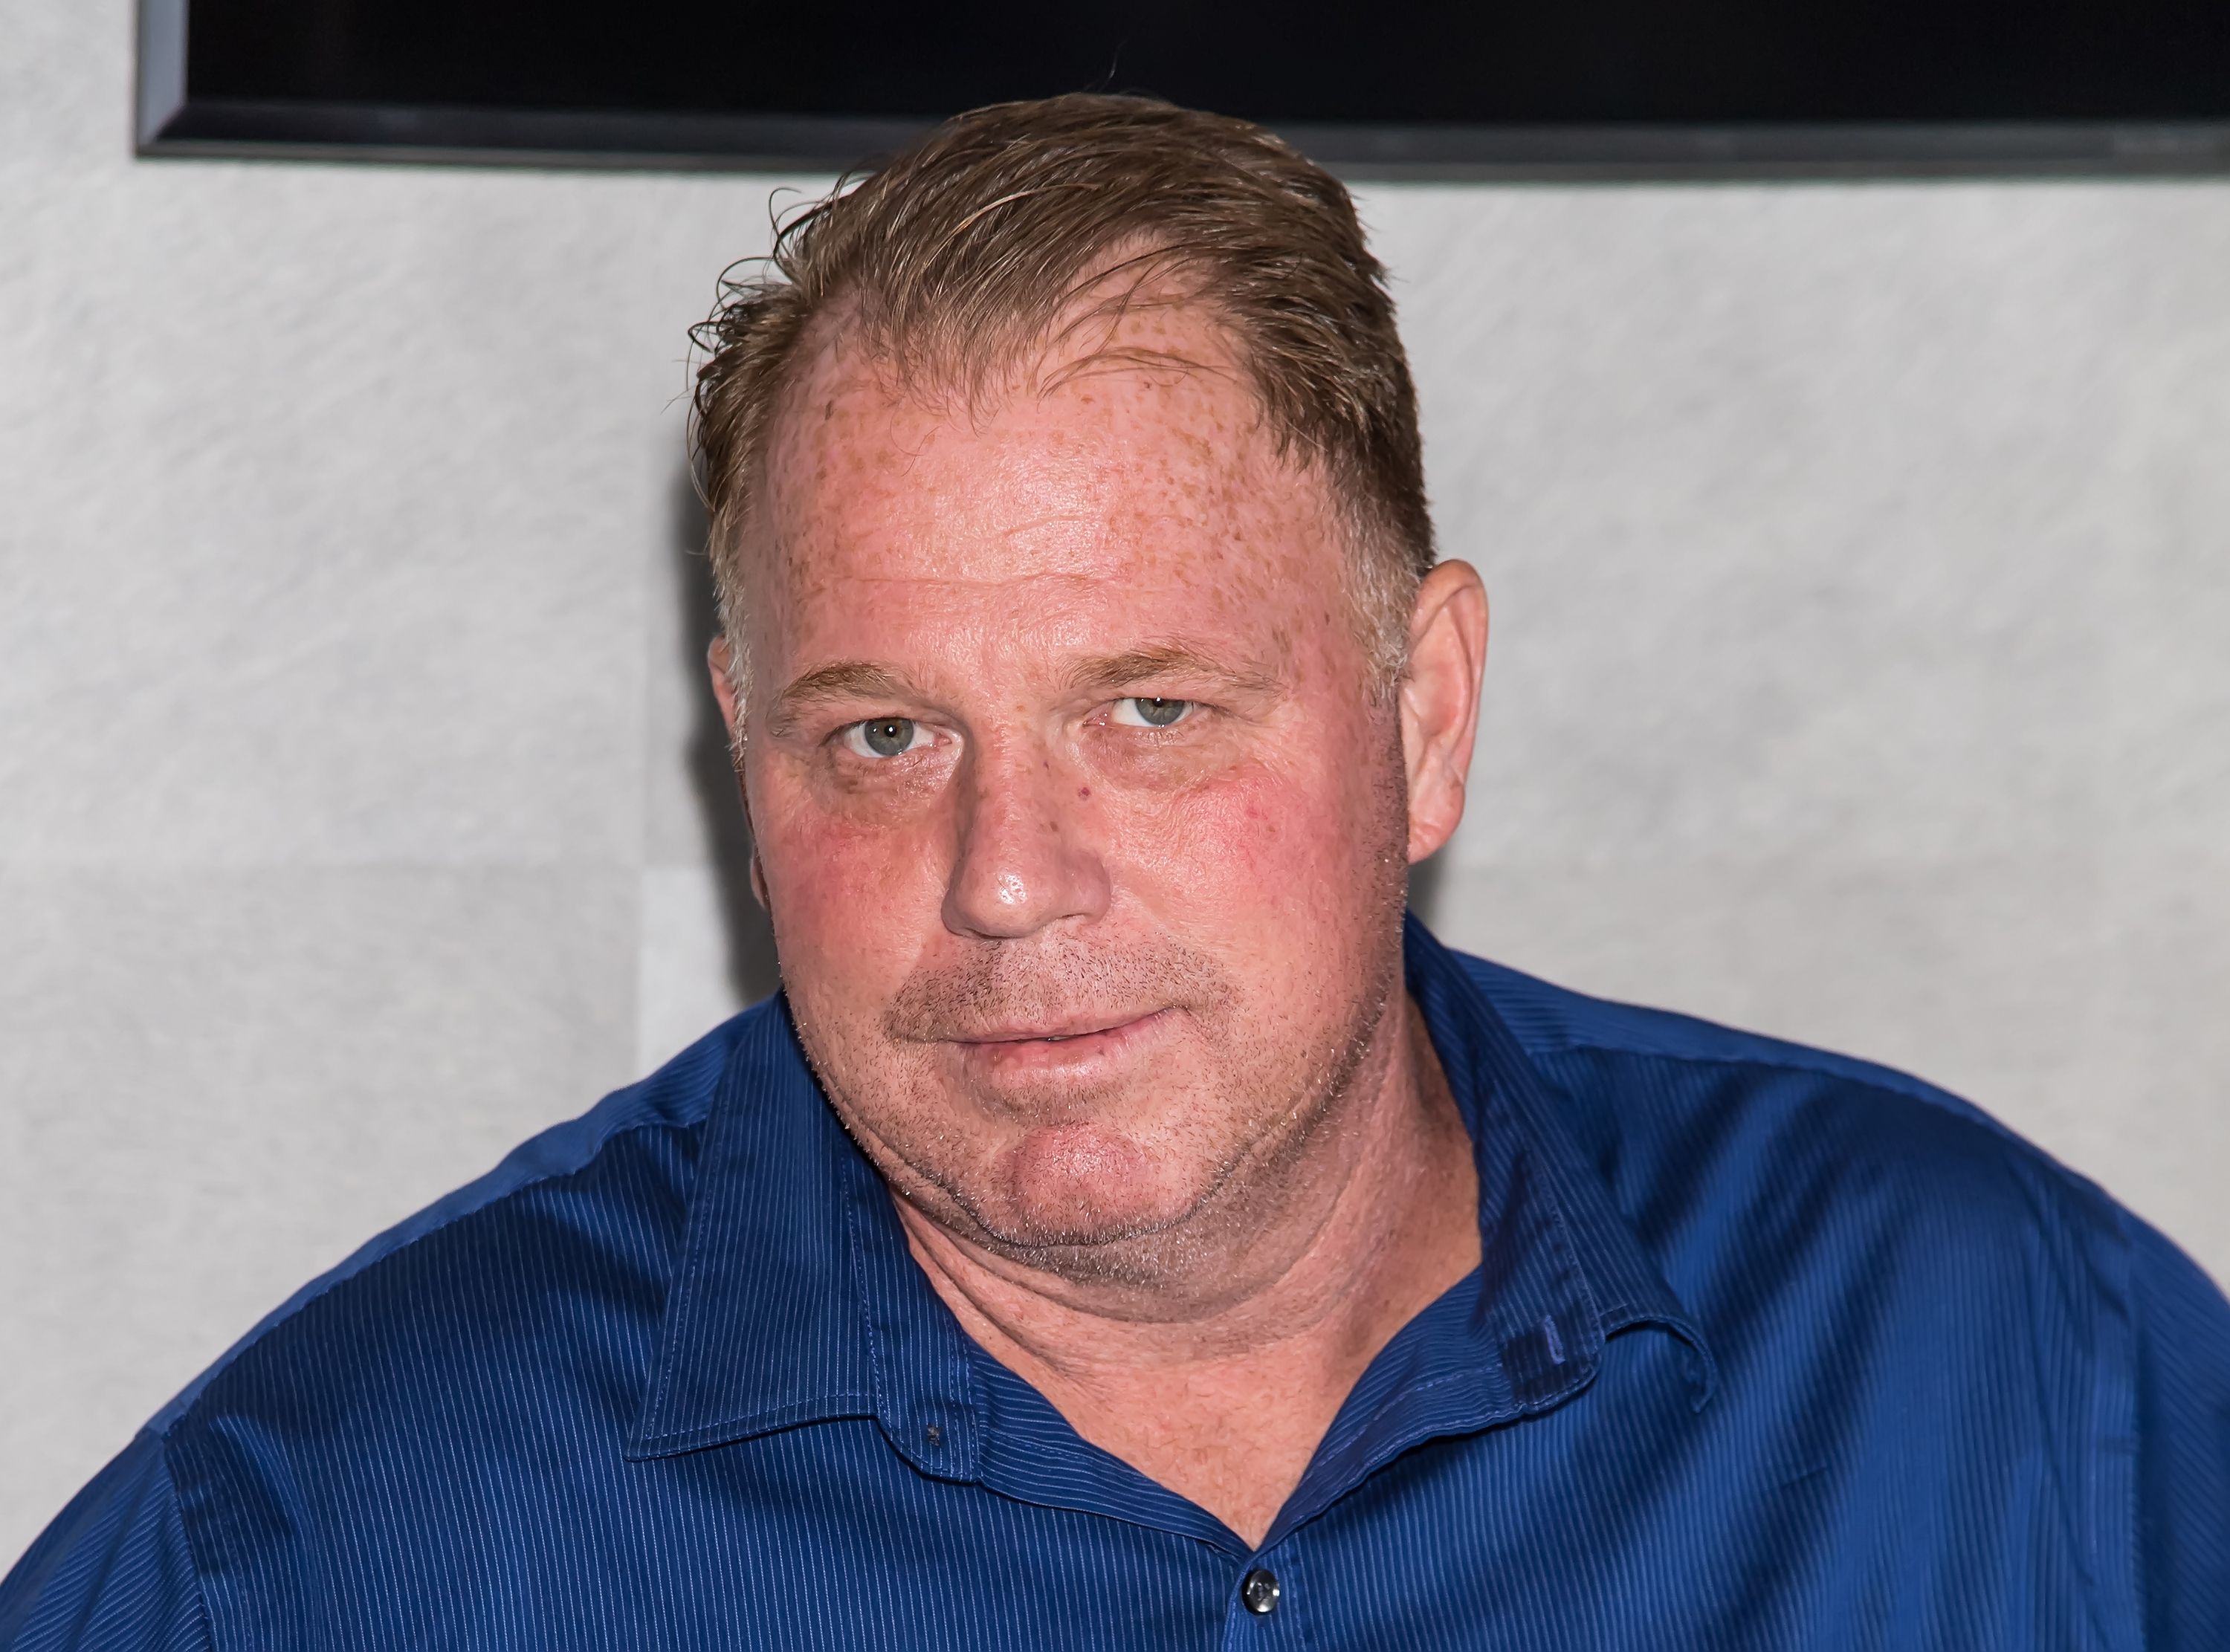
[1398,560,1490,865]
[706,636,772,912]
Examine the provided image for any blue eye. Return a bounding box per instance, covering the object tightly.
[844,718,924,758]
[1114,697,1192,728]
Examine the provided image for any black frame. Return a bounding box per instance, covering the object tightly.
[134,0,2230,178]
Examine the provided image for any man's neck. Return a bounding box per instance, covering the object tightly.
[891,994,1483,1548]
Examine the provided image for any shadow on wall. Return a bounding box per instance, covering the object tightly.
[1409,840,1449,929]
[668,467,1455,1004]
[670,471,783,1008]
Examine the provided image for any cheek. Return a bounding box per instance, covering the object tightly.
[748,773,950,1000]
[1114,720,1403,935]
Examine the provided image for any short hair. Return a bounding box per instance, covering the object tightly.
[690,92,1435,695]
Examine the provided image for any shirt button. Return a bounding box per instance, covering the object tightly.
[1241,1568,1280,1616]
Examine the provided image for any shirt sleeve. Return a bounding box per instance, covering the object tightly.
[0,1432,212,1652]
[2133,1215,2230,1651]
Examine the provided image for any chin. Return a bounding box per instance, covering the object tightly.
[983,1122,1200,1249]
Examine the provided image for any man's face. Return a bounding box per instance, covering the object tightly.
[730,302,1416,1286]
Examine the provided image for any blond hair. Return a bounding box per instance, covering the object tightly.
[691,93,1435,693]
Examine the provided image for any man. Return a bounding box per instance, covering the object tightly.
[4,94,2226,1650]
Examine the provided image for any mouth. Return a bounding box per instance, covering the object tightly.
[948,1008,1171,1072]
[964,1011,1157,1043]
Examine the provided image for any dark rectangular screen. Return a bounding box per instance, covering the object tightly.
[138,0,2230,175]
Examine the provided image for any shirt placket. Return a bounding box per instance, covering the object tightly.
[1218,1529,1313,1652]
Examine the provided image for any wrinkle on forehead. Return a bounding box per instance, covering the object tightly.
[734,285,1368,713]
[764,368,1300,586]
[762,255,1268,504]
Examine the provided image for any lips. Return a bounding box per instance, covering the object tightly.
[957,1011,1161,1046]
[944,1007,1172,1073]
[881,940,1232,1055]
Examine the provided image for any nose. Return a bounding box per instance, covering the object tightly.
[941,740,1110,941]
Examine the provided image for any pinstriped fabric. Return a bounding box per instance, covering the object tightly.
[0,1438,206,1651]
[629,1008,878,1456]
[5,916,2228,1649]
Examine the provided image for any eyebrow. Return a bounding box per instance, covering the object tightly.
[765,644,1281,735]
[766,661,918,735]
[1064,644,1279,699]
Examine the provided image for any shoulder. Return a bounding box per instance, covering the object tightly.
[146,1007,764,1443]
[0,1433,208,1651]
[4,1011,769,1648]
[1453,948,2141,1322]
[1464,948,2108,1202]
[1453,949,2230,1640]
[1464,948,2003,1127]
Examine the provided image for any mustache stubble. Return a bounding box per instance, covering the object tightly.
[881,932,1238,1043]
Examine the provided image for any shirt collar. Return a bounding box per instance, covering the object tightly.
[624,1000,986,1474]
[1400,913,1716,1405]
[626,917,1713,1466]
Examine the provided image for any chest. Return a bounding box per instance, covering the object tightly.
[193,1344,2124,1652]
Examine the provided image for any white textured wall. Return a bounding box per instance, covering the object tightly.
[5,1,2228,1566]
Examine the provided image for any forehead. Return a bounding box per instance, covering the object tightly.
[746,303,1349,664]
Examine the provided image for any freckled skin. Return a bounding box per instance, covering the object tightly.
[711,295,1491,1546]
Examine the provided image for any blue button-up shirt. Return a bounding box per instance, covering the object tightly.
[7,919,2229,1648]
